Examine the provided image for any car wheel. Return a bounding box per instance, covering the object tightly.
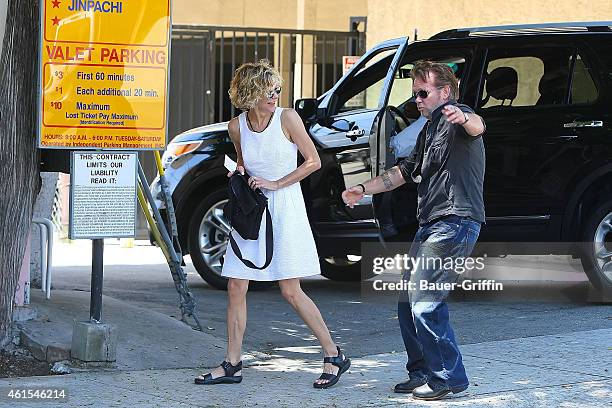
[580,201,612,300]
[319,256,374,281]
[187,187,275,291]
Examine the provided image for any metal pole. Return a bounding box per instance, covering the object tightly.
[254,31,259,61]
[333,36,337,82]
[243,31,247,64]
[289,34,294,104]
[300,34,304,98]
[90,239,104,323]
[311,35,315,97]
[231,31,236,118]
[219,31,224,122]
[276,33,281,73]
[321,35,326,95]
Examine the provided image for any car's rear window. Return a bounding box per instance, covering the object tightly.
[478,47,599,109]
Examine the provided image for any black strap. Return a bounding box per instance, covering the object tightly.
[323,346,346,369]
[220,360,242,376]
[229,208,273,270]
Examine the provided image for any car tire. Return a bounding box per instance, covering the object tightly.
[187,186,275,291]
[319,256,374,281]
[579,200,612,300]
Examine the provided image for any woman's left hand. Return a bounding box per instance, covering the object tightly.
[248,176,279,191]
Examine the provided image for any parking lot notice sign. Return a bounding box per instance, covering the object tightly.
[69,152,137,239]
[342,56,360,75]
[39,0,171,150]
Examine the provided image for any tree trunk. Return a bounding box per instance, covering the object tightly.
[0,0,41,348]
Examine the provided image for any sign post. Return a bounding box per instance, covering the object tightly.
[91,238,103,322]
[38,0,172,364]
[69,151,138,322]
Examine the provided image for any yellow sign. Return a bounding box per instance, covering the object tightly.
[39,0,171,150]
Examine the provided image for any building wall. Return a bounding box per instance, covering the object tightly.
[172,0,367,31]
[366,0,612,48]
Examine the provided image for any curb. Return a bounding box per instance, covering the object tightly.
[18,324,71,364]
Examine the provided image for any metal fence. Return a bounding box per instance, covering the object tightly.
[168,24,366,138]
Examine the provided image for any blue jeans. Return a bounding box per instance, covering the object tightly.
[397,215,481,391]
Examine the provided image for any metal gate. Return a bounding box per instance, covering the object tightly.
[168,24,366,138]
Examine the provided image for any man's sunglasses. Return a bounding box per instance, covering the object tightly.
[266,87,282,99]
[413,86,445,99]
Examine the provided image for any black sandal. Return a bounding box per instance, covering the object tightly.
[194,360,243,385]
[313,346,351,389]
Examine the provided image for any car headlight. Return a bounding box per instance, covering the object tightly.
[161,141,203,167]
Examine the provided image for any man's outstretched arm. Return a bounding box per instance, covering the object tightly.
[370,166,406,193]
[342,166,406,208]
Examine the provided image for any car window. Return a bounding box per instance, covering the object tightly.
[570,54,598,104]
[479,47,597,109]
[595,45,612,85]
[387,55,467,119]
[481,56,545,108]
[336,48,398,113]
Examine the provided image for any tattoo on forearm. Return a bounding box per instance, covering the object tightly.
[381,168,398,190]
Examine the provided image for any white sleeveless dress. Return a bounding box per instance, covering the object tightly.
[221,107,321,281]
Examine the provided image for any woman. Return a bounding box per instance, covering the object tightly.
[194,60,350,389]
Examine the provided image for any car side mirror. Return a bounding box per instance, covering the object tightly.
[294,98,318,122]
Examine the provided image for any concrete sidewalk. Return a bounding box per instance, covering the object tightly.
[17,289,226,371]
[1,328,610,407]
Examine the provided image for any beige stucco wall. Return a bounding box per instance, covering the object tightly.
[172,0,367,31]
[367,0,612,48]
[172,1,612,56]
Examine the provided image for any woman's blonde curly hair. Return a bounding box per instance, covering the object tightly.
[228,59,283,111]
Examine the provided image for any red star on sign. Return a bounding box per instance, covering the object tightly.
[51,0,61,8]
[51,16,60,26]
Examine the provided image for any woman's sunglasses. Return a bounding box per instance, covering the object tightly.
[412,86,445,99]
[266,87,282,99]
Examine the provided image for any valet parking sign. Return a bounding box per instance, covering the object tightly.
[39,0,172,238]
[38,0,171,150]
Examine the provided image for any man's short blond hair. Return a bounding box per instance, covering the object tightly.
[411,60,459,100]
[228,59,283,111]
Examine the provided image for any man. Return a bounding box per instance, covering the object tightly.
[342,61,486,400]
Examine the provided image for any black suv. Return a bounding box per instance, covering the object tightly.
[152,22,612,296]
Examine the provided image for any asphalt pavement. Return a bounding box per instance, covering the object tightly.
[2,239,610,407]
[45,240,611,358]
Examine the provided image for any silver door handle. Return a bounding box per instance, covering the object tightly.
[563,120,603,128]
[346,129,366,137]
